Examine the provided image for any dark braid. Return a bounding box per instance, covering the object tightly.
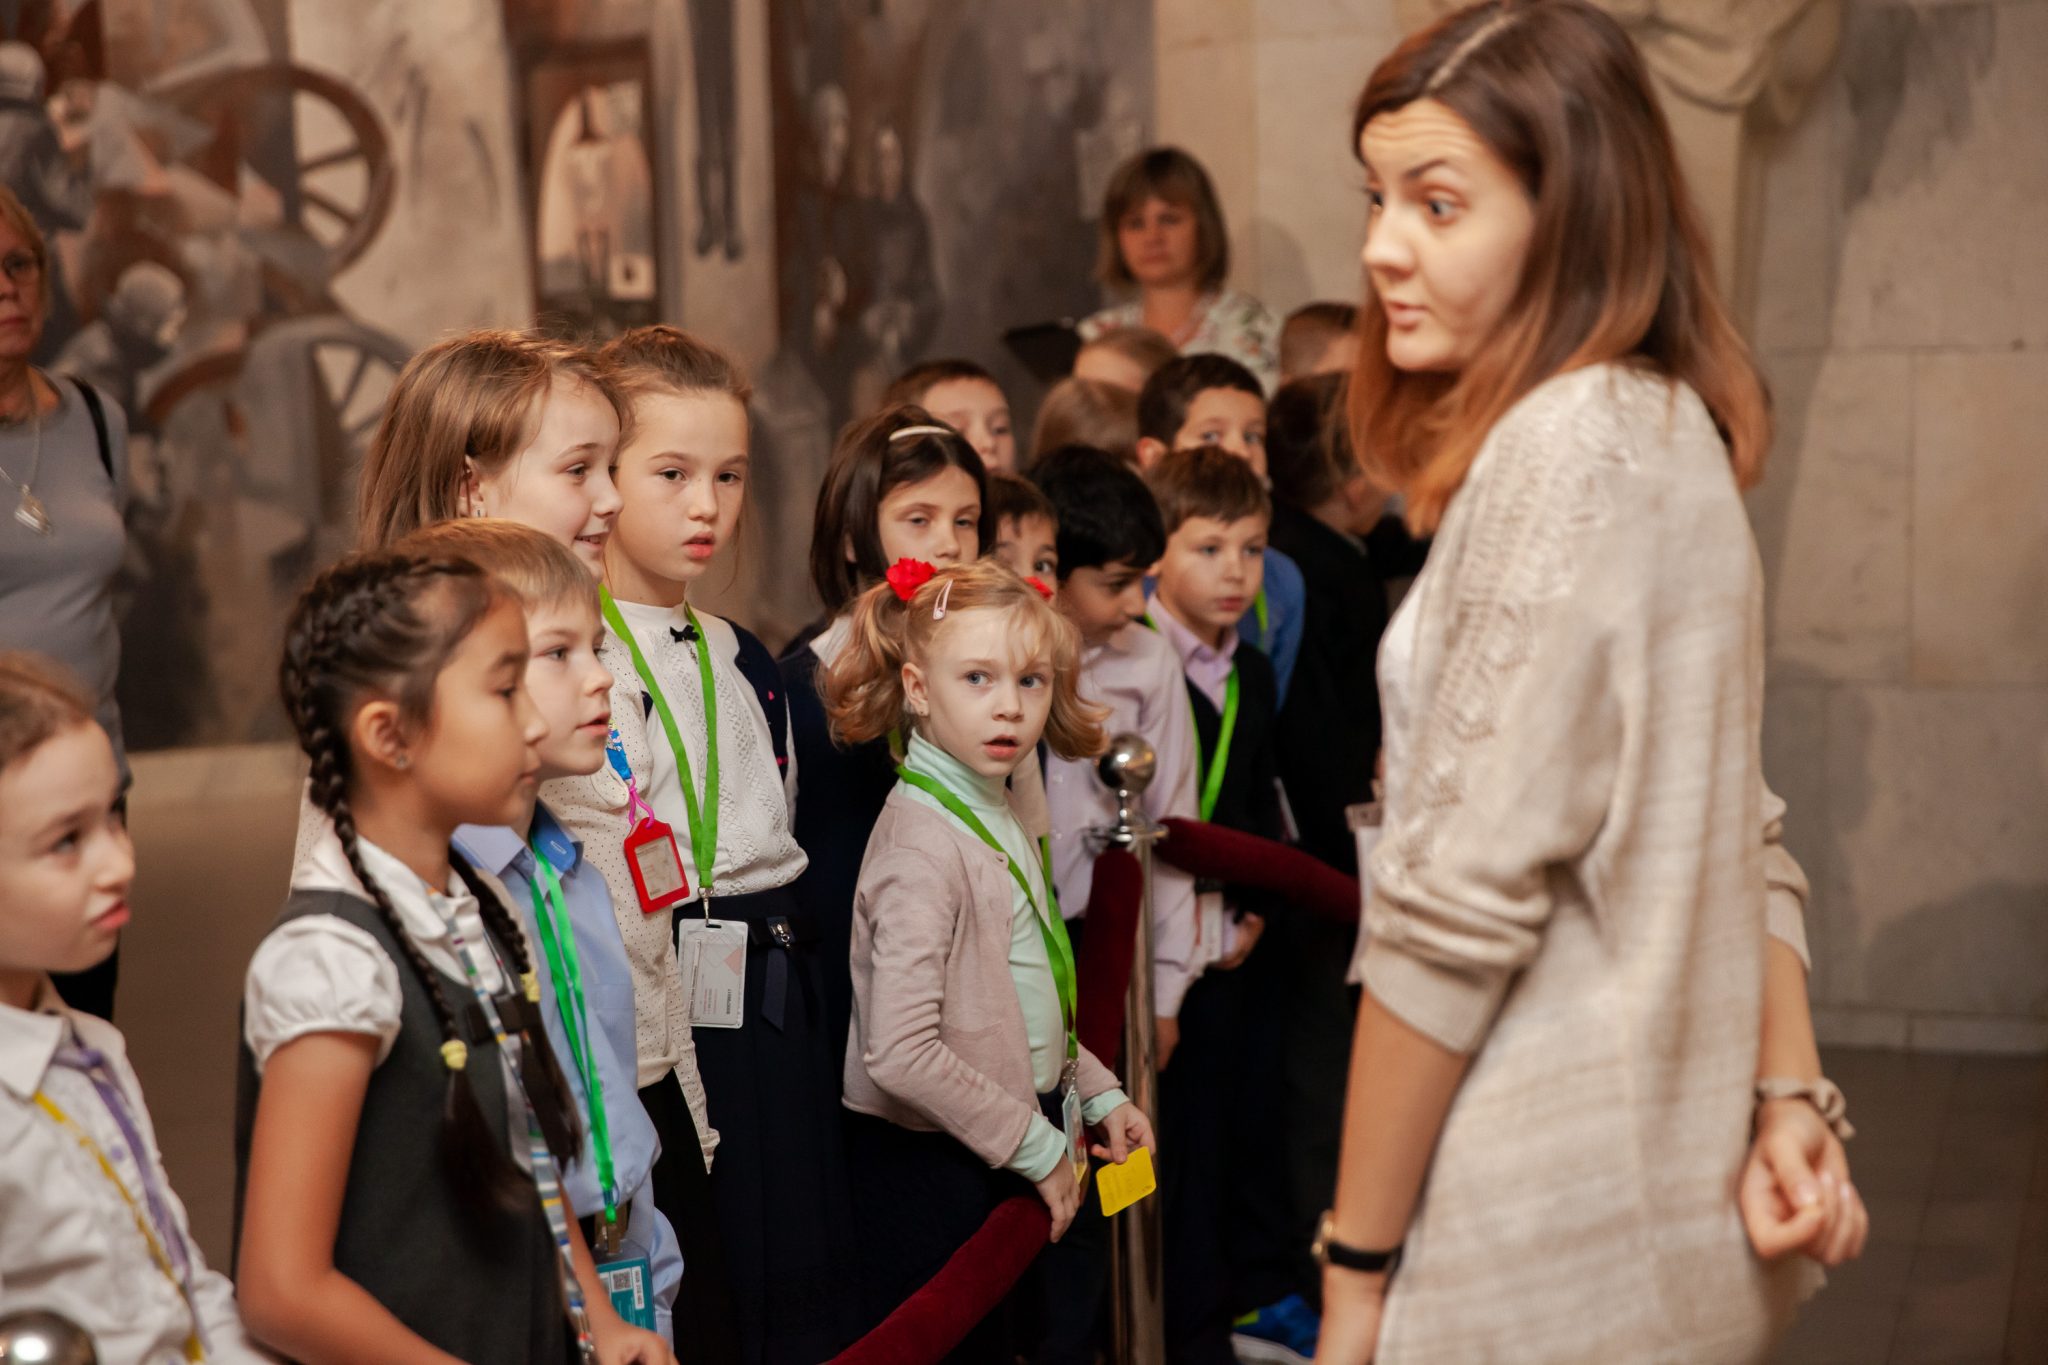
[279,550,528,1218]
[451,854,584,1168]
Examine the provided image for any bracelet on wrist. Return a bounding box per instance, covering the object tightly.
[1313,1209,1403,1277]
[1755,1076,1855,1142]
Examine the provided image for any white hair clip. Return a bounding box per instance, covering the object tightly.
[889,424,954,442]
[932,577,954,620]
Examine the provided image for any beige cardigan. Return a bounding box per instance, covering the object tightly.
[845,790,1121,1170]
[1356,364,1822,1362]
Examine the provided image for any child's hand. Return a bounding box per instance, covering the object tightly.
[591,1303,677,1365]
[1034,1162,1084,1242]
[1215,913,1265,971]
[1153,1014,1180,1071]
[1740,1097,1868,1266]
[1089,1101,1156,1165]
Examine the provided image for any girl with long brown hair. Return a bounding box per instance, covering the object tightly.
[1317,3,1864,1360]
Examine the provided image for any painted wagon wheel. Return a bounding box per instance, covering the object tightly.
[144,315,413,527]
[179,62,397,273]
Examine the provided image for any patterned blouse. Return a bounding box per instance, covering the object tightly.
[1079,287,1281,394]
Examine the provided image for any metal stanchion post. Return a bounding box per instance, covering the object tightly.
[0,1310,99,1364]
[1093,734,1166,1365]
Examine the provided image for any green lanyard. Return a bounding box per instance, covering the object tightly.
[1253,585,1270,648]
[894,765,1079,1062]
[526,838,618,1228]
[1197,666,1240,823]
[1138,612,1240,823]
[601,587,719,899]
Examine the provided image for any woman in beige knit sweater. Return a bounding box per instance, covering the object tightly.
[1315,3,1868,1362]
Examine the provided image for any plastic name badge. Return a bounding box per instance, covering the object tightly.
[596,1256,656,1330]
[676,917,746,1028]
[1097,1145,1157,1218]
[625,816,690,914]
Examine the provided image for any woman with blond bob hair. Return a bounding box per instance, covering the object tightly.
[1078,147,1281,393]
[1317,3,1864,1361]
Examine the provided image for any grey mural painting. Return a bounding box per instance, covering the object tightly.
[0,0,412,750]
[4,0,1150,741]
[751,0,1151,644]
[524,39,661,339]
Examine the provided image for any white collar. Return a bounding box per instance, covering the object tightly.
[810,613,855,666]
[295,825,478,948]
[0,976,75,1101]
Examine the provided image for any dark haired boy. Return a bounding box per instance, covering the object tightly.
[1143,446,1303,1362]
[986,470,1059,582]
[1028,443,1208,1358]
[1134,353,1307,705]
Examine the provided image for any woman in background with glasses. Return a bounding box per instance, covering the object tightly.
[0,183,134,1020]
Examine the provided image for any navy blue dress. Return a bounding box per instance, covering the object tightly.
[781,642,899,1074]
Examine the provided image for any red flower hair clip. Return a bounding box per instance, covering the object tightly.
[1024,575,1055,602]
[886,558,936,602]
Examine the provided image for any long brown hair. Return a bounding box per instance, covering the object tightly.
[823,560,1107,762]
[357,330,625,549]
[1348,0,1769,533]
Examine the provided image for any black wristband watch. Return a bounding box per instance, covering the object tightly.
[1312,1210,1404,1275]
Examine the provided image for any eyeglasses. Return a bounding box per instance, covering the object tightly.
[0,252,41,284]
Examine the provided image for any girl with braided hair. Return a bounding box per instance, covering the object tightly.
[234,549,674,1365]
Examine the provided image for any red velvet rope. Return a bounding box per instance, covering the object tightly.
[828,847,1146,1363]
[1155,817,1363,923]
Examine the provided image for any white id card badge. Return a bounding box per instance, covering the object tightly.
[676,916,747,1028]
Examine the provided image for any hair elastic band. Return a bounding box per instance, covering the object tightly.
[889,424,954,442]
[932,577,954,620]
[440,1039,469,1071]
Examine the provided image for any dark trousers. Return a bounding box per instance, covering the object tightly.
[1018,1080,1110,1365]
[639,1077,743,1365]
[845,1107,1034,1362]
[1160,969,1245,1364]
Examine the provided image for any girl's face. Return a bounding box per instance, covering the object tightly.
[466,377,623,574]
[606,391,749,605]
[902,606,1053,782]
[1359,99,1536,374]
[874,466,981,570]
[402,598,548,831]
[922,377,1015,474]
[0,722,133,1004]
[1117,195,1200,291]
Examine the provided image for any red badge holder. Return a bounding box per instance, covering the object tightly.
[622,782,690,914]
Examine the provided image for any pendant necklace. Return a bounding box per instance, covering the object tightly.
[0,370,48,536]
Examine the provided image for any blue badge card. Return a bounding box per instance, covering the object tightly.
[597,1256,656,1330]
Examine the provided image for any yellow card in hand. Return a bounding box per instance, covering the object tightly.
[1097,1146,1157,1217]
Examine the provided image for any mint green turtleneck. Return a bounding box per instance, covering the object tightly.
[899,730,1128,1181]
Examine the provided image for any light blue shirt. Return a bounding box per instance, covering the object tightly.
[1239,545,1305,705]
[455,804,682,1341]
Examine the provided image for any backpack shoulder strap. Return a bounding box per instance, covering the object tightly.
[72,378,113,482]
